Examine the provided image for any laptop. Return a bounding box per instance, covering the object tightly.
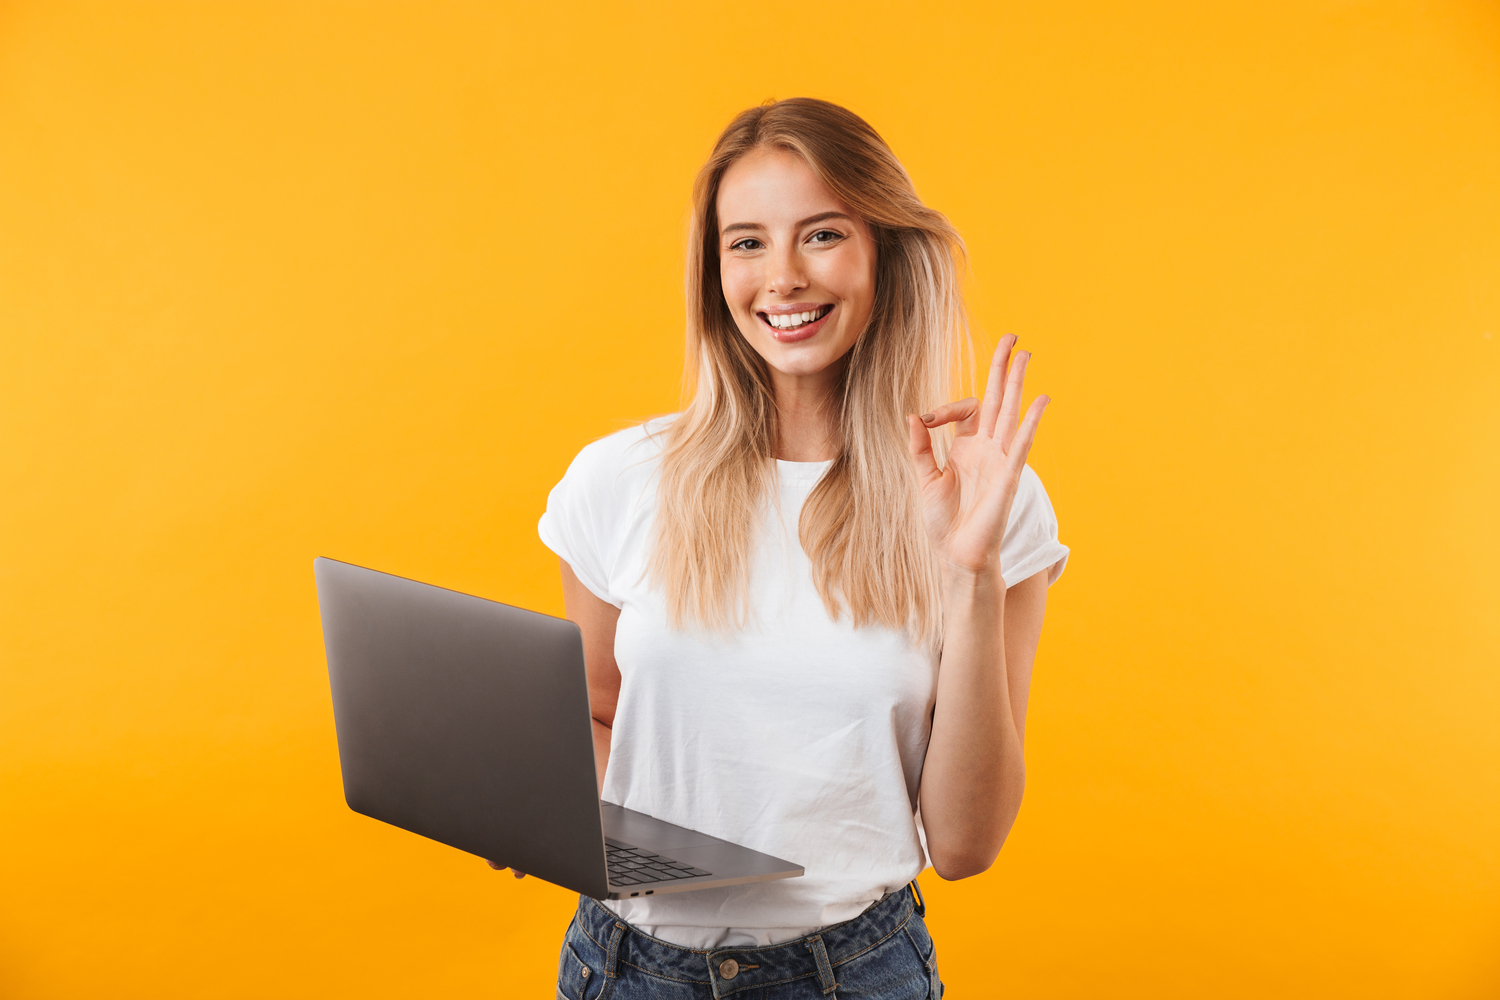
[314,556,804,900]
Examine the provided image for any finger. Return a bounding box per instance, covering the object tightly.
[919,397,980,436]
[965,396,1052,539]
[512,870,527,879]
[977,335,1017,438]
[997,351,1031,452]
[486,859,504,870]
[907,415,941,484]
[1005,395,1049,472]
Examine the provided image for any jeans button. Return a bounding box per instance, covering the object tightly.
[581,967,590,979]
[718,958,740,980]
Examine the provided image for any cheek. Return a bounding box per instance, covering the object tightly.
[719,258,758,311]
[839,268,877,346]
[821,251,876,318]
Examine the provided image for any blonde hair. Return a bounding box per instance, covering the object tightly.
[649,98,969,644]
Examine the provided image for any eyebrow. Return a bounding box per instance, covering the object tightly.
[721,211,854,236]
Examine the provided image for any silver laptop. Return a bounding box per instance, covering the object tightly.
[314,557,803,900]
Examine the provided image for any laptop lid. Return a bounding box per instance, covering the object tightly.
[314,557,609,898]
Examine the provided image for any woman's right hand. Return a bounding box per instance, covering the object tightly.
[485,859,526,878]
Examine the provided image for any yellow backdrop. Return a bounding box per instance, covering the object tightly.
[3,1,1497,996]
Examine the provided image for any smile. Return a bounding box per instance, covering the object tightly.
[757,304,834,341]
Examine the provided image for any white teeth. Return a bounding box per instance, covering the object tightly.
[767,308,824,329]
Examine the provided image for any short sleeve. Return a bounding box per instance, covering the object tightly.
[537,430,651,608]
[999,465,1070,588]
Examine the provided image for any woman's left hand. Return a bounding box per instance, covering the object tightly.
[907,335,1049,578]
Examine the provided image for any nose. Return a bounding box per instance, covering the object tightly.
[766,242,809,296]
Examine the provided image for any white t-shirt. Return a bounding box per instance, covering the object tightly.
[537,418,1068,949]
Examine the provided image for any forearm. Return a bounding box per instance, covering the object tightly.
[918,568,1026,879]
[592,717,611,796]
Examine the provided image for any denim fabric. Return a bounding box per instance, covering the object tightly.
[555,884,943,1000]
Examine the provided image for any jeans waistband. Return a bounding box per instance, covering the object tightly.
[571,884,922,998]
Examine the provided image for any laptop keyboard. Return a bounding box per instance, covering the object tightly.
[606,844,712,886]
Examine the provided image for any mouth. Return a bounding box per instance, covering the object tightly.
[757,304,834,342]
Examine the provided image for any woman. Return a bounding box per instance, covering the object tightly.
[518,98,1067,998]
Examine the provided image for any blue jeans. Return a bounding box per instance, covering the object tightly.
[556,883,943,999]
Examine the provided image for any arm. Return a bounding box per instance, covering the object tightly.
[560,559,622,795]
[918,569,1047,880]
[907,334,1053,880]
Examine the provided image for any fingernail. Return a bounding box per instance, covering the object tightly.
[921,413,936,423]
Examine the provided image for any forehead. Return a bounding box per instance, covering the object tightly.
[717,147,849,227]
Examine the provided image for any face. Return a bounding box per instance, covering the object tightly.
[716,148,877,390]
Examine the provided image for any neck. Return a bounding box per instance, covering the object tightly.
[770,367,842,462]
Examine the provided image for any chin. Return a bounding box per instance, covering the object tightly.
[764,346,839,370]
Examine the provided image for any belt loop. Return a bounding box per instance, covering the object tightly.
[806,934,838,995]
[909,880,926,917]
[604,920,626,979]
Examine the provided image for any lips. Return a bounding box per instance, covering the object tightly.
[757,304,834,343]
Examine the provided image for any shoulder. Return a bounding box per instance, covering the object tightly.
[558,415,676,494]
[1001,464,1069,587]
[1013,464,1054,520]
[539,416,678,604]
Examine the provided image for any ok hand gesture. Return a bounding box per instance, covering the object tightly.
[906,335,1049,578]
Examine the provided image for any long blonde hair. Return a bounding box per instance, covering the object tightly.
[649,98,969,644]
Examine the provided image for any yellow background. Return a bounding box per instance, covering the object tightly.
[3,1,1497,996]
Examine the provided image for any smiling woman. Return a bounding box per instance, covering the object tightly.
[528,98,1068,999]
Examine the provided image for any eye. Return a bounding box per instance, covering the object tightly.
[728,237,764,251]
[807,229,844,245]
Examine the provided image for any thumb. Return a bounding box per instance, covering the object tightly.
[907,415,940,483]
